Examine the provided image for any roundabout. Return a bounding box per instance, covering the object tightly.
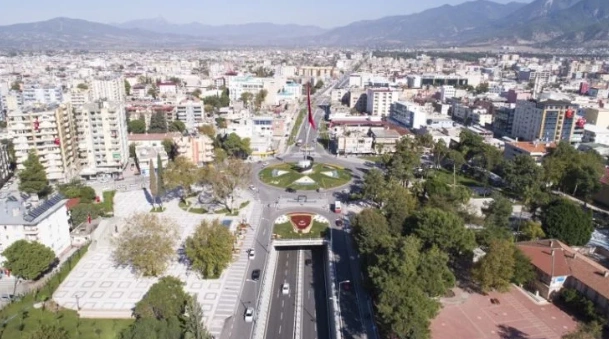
[258,162,352,190]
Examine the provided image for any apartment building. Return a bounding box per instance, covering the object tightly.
[331,88,349,104]
[582,107,609,129]
[0,144,11,184]
[366,88,399,116]
[173,134,215,166]
[297,66,335,79]
[512,99,577,142]
[440,85,456,101]
[22,84,63,107]
[0,194,71,257]
[134,145,169,176]
[76,101,129,177]
[68,88,91,108]
[91,76,126,102]
[175,98,204,130]
[7,103,79,183]
[349,90,367,112]
[493,104,516,137]
[227,76,270,104]
[583,125,609,145]
[390,101,427,129]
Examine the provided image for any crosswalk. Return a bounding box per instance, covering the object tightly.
[209,203,263,337]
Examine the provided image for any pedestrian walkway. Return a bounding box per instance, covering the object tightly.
[209,202,263,337]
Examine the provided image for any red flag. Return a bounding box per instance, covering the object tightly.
[87,214,91,224]
[307,83,316,130]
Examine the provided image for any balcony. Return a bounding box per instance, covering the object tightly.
[23,226,39,234]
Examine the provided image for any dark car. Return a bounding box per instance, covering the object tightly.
[305,259,312,266]
[251,269,261,281]
[336,219,344,227]
[286,187,296,193]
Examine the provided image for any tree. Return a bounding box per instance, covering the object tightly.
[129,143,137,158]
[156,154,166,207]
[416,246,456,297]
[147,87,158,99]
[415,133,433,149]
[10,81,21,91]
[501,154,544,200]
[383,183,417,235]
[475,82,489,94]
[168,120,186,133]
[164,156,200,195]
[239,92,253,107]
[26,324,70,339]
[521,220,545,241]
[185,219,234,278]
[69,203,104,227]
[254,89,268,110]
[206,158,251,213]
[351,208,392,259]
[148,112,167,133]
[386,138,421,187]
[472,239,515,292]
[77,83,88,90]
[409,208,476,255]
[512,247,536,286]
[314,80,324,89]
[58,180,96,203]
[192,89,202,98]
[128,119,146,134]
[447,149,465,186]
[562,322,603,339]
[541,198,593,246]
[125,80,131,96]
[482,194,513,229]
[134,276,190,320]
[218,133,252,159]
[361,168,387,207]
[162,139,178,161]
[149,160,158,207]
[2,240,56,280]
[18,150,51,197]
[431,139,449,168]
[112,213,179,277]
[198,125,215,138]
[184,295,213,339]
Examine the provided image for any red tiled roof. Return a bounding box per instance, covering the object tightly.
[517,240,571,277]
[600,167,609,185]
[65,198,81,210]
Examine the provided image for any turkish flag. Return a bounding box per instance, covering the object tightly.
[307,83,316,130]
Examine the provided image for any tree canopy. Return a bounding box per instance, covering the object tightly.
[216,133,252,159]
[163,156,201,195]
[128,119,146,134]
[2,240,56,280]
[113,213,179,277]
[409,208,476,255]
[205,158,251,213]
[134,276,189,320]
[18,150,51,197]
[541,198,594,246]
[168,120,186,133]
[26,324,70,339]
[185,219,234,279]
[148,112,168,133]
[472,239,515,292]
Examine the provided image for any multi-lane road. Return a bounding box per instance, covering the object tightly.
[266,249,298,338]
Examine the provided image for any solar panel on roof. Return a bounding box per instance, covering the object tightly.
[26,194,65,221]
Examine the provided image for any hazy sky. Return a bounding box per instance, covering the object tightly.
[1,0,531,28]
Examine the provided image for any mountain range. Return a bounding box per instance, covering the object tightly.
[0,0,608,50]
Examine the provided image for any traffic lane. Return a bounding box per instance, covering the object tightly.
[265,249,298,339]
[225,208,274,339]
[331,227,366,339]
[302,248,330,339]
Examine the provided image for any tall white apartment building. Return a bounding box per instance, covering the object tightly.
[91,76,126,102]
[390,101,427,129]
[227,76,281,105]
[0,194,71,257]
[75,101,129,176]
[176,98,204,130]
[440,85,456,101]
[68,89,91,108]
[366,88,399,116]
[22,84,63,107]
[7,103,79,183]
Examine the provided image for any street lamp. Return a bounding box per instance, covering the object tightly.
[338,280,350,336]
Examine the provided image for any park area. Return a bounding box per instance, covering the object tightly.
[259,162,351,190]
[431,286,577,339]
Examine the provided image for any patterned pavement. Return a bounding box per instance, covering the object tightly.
[53,189,259,336]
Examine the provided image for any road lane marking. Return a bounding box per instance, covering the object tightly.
[281,312,283,320]
[279,325,282,335]
[282,300,285,307]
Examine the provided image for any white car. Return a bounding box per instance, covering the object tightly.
[244,307,254,322]
[248,249,255,260]
[281,283,290,295]
[262,162,269,167]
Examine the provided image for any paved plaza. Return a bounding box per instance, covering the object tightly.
[53,189,261,337]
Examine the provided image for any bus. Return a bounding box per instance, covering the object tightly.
[334,201,342,214]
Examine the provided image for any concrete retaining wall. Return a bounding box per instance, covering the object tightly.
[325,242,340,339]
[252,245,278,339]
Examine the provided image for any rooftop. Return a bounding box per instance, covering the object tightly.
[508,141,556,154]
[0,193,67,225]
[128,132,181,141]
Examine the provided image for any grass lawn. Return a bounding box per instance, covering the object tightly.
[0,245,134,339]
[150,207,166,213]
[431,169,484,187]
[359,155,383,163]
[259,163,351,190]
[101,190,116,214]
[288,109,306,145]
[178,201,208,214]
[273,220,329,239]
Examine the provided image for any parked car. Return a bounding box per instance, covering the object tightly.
[248,248,255,260]
[286,187,296,193]
[251,269,260,281]
[244,307,255,322]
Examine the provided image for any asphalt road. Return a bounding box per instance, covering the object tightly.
[302,248,330,339]
[265,248,298,339]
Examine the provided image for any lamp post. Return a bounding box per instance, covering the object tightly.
[338,280,350,336]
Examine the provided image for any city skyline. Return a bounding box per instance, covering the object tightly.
[1,0,530,28]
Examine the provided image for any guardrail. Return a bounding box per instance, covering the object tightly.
[294,249,303,339]
[252,245,278,339]
[273,239,325,247]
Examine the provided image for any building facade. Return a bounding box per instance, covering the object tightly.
[366,89,399,116]
[7,103,79,183]
[512,99,577,142]
[390,101,427,129]
[22,84,63,107]
[175,99,205,130]
[91,76,126,102]
[173,134,215,166]
[76,101,129,177]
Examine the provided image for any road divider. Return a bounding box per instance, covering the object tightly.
[294,249,303,339]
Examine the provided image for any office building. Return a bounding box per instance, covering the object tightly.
[512,99,577,142]
[0,194,71,257]
[176,99,204,130]
[75,101,129,178]
[493,105,516,137]
[390,101,427,129]
[366,88,399,116]
[91,76,126,102]
[7,103,79,183]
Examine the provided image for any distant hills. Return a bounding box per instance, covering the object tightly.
[1,0,609,50]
